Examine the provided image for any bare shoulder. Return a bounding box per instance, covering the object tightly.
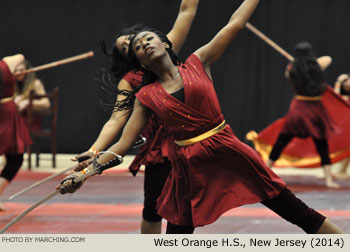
[118,78,133,90]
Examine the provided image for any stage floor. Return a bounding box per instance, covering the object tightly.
[0,154,349,234]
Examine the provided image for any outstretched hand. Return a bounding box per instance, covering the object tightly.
[59,151,123,194]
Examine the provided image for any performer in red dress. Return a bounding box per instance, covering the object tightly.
[72,0,199,233]
[256,43,341,188]
[59,0,343,234]
[0,54,32,211]
[247,86,350,170]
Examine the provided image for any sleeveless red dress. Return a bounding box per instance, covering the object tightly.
[247,87,350,168]
[136,54,286,227]
[0,61,32,154]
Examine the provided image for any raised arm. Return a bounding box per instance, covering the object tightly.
[334,73,350,94]
[73,78,134,161]
[194,0,259,69]
[167,0,199,54]
[285,56,333,80]
[317,56,332,71]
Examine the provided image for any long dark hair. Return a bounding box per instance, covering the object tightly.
[98,24,146,113]
[96,67,136,113]
[100,24,145,80]
[289,42,326,96]
[112,27,180,112]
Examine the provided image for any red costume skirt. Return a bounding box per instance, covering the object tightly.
[157,125,286,227]
[0,101,32,154]
[247,86,350,168]
[281,98,336,139]
[129,114,168,175]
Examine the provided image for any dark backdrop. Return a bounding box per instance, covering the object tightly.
[1,0,350,154]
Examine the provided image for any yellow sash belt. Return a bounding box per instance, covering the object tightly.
[0,96,14,103]
[295,95,322,101]
[175,120,227,146]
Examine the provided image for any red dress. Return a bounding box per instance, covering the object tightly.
[247,86,350,168]
[281,98,336,139]
[281,63,337,139]
[0,61,32,154]
[122,71,168,175]
[136,54,286,227]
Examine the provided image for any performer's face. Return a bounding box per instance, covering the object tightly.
[115,34,132,58]
[14,62,26,81]
[132,31,167,67]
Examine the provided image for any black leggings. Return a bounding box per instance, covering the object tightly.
[166,187,325,234]
[261,187,326,233]
[269,134,331,166]
[166,222,195,234]
[142,160,172,222]
[0,154,24,182]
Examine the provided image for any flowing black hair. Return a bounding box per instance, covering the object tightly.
[100,24,146,80]
[95,67,137,113]
[97,24,146,113]
[289,42,326,96]
[111,27,181,112]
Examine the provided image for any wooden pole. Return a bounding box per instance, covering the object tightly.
[8,167,73,200]
[0,171,95,234]
[8,158,94,200]
[0,190,59,234]
[14,51,94,76]
[245,22,294,61]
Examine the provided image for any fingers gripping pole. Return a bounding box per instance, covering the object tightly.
[245,22,294,62]
[0,171,96,234]
[13,51,94,76]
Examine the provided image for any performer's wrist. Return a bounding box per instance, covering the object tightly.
[75,166,92,181]
[88,147,100,155]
